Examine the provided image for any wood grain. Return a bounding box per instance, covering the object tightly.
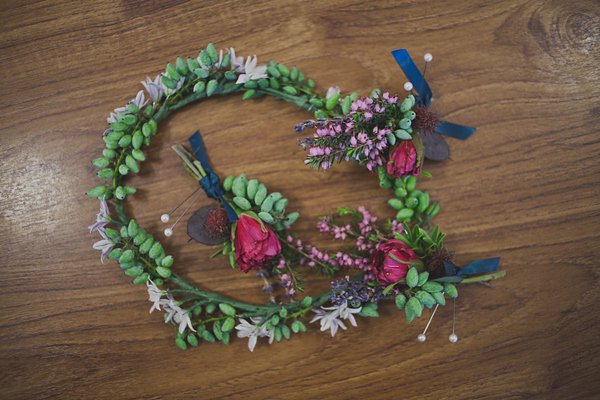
[1,0,599,398]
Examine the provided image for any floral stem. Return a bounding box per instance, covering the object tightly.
[459,270,506,284]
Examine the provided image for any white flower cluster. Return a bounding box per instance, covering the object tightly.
[310,301,361,337]
[147,280,195,334]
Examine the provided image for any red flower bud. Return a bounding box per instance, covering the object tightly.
[386,140,422,178]
[370,239,419,286]
[233,213,282,273]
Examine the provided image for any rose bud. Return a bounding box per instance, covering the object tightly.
[371,239,420,286]
[232,213,282,273]
[386,137,424,178]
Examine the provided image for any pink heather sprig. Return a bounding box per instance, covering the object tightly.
[296,91,402,172]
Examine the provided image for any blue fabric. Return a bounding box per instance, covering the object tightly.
[188,131,238,222]
[444,257,501,277]
[391,49,476,140]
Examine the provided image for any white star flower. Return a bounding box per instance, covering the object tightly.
[235,317,268,352]
[227,47,245,72]
[163,297,196,334]
[141,75,164,102]
[235,55,268,85]
[88,198,111,233]
[146,280,168,313]
[310,301,362,337]
[92,228,115,264]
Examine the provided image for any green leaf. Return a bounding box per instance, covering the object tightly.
[156,266,171,278]
[443,283,458,298]
[325,93,340,110]
[127,219,138,237]
[417,271,429,286]
[221,317,235,332]
[301,296,312,307]
[406,297,422,323]
[175,337,187,350]
[193,81,205,93]
[432,292,446,306]
[416,290,436,309]
[233,197,251,210]
[358,303,379,317]
[206,79,218,96]
[423,281,443,293]
[206,42,218,62]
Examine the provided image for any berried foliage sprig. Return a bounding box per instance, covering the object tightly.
[88,43,505,351]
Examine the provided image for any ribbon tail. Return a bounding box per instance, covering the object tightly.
[391,49,432,105]
[188,130,212,172]
[436,120,476,140]
[220,198,238,222]
[457,257,501,276]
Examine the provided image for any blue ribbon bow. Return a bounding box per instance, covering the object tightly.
[391,49,476,140]
[188,131,238,222]
[444,257,501,277]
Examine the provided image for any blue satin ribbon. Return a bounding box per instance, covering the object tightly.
[444,257,501,277]
[188,131,238,222]
[391,49,476,140]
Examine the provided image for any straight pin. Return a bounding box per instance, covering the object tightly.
[164,190,204,237]
[449,297,458,343]
[418,53,433,98]
[417,304,440,342]
[161,186,203,223]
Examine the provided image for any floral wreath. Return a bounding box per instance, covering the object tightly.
[88,43,505,351]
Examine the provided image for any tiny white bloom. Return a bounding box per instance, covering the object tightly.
[146,280,167,313]
[92,228,115,264]
[88,198,111,233]
[326,86,341,99]
[235,317,267,352]
[227,47,245,72]
[141,75,164,102]
[106,112,122,124]
[163,297,196,334]
[160,74,185,95]
[235,55,268,84]
[131,90,149,108]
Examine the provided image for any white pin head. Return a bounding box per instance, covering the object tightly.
[161,214,170,223]
[449,333,458,343]
[424,53,433,62]
[164,228,173,237]
[404,82,413,91]
[417,334,426,342]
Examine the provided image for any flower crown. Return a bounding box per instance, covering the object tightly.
[88,43,505,351]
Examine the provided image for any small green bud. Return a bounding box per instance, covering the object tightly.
[118,135,132,148]
[395,294,407,310]
[120,226,129,238]
[395,129,412,140]
[279,308,288,318]
[258,212,274,224]
[206,79,218,96]
[201,330,216,343]
[379,180,392,189]
[133,273,148,284]
[258,78,269,88]
[221,317,235,332]
[432,292,446,306]
[199,50,211,67]
[290,66,299,81]
[92,157,110,168]
[271,315,280,326]
[307,79,315,88]
[388,199,404,210]
[128,219,138,237]
[139,237,154,254]
[233,197,251,210]
[115,186,126,200]
[269,78,280,89]
[205,304,217,314]
[187,334,198,347]
[406,176,417,191]
[161,75,176,89]
[103,149,117,159]
[161,255,174,268]
[274,198,288,213]
[219,303,236,316]
[195,68,209,78]
[156,266,171,278]
[232,175,247,198]
[244,80,258,88]
[314,110,328,119]
[325,93,340,110]
[309,98,323,108]
[193,81,205,93]
[246,179,259,199]
[400,98,413,113]
[283,212,299,227]
[133,229,147,246]
[260,196,275,213]
[387,133,397,146]
[87,185,108,198]
[132,131,143,149]
[406,297,422,323]
[107,131,124,141]
[277,64,290,76]
[119,249,135,264]
[187,57,200,71]
[242,89,255,100]
[118,164,129,176]
[404,110,416,120]
[416,290,436,309]
[131,149,145,162]
[149,242,163,259]
[110,121,127,131]
[443,283,458,298]
[175,337,187,350]
[253,184,267,205]
[423,281,443,293]
[221,53,231,67]
[417,192,430,213]
[291,321,301,333]
[267,66,280,78]
[406,267,419,288]
[108,248,123,260]
[223,175,234,191]
[281,325,291,339]
[342,96,352,115]
[97,169,114,179]
[166,63,180,80]
[394,188,408,198]
[125,265,143,277]
[206,42,218,62]
[301,296,313,307]
[399,118,412,130]
[274,327,283,342]
[126,103,139,113]
[282,86,297,95]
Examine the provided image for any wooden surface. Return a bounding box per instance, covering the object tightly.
[1,0,599,398]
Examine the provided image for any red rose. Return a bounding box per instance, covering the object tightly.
[386,140,422,178]
[233,213,282,273]
[371,239,419,285]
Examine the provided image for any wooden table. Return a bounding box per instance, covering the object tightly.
[1,0,599,398]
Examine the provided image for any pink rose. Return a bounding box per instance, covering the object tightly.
[386,140,422,178]
[370,239,419,285]
[233,213,281,273]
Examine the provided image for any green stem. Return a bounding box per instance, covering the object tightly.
[459,270,506,284]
